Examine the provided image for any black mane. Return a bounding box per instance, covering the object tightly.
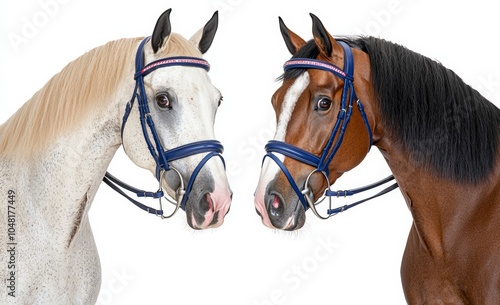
[281,37,500,183]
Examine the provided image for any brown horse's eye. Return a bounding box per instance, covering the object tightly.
[315,97,332,111]
[156,94,171,109]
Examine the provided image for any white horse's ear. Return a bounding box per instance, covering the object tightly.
[190,11,218,54]
[152,9,172,53]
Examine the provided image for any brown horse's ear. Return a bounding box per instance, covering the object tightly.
[152,9,172,54]
[310,13,343,59]
[279,17,306,55]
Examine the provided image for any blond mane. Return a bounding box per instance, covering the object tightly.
[0,33,200,159]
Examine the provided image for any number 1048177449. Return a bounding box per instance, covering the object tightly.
[7,190,16,243]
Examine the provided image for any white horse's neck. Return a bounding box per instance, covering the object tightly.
[0,90,125,304]
[26,101,122,245]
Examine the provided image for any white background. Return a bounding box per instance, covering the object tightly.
[1,0,499,304]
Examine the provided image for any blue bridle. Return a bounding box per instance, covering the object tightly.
[263,41,397,219]
[103,37,225,218]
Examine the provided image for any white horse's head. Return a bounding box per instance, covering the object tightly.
[121,10,231,229]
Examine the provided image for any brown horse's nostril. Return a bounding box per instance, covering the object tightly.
[268,193,285,218]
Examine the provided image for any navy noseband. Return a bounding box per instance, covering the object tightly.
[103,37,225,218]
[263,41,397,219]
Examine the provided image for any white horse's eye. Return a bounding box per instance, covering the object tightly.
[156,94,171,109]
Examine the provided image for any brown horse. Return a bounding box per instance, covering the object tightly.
[254,14,500,304]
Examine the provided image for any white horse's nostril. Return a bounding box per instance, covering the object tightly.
[199,192,214,213]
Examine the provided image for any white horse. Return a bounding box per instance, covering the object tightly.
[0,9,231,304]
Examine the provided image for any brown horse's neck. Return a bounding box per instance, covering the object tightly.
[376,138,500,259]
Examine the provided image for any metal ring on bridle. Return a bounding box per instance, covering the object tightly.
[157,167,185,219]
[302,169,333,220]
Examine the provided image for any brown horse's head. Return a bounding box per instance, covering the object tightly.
[254,14,376,230]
